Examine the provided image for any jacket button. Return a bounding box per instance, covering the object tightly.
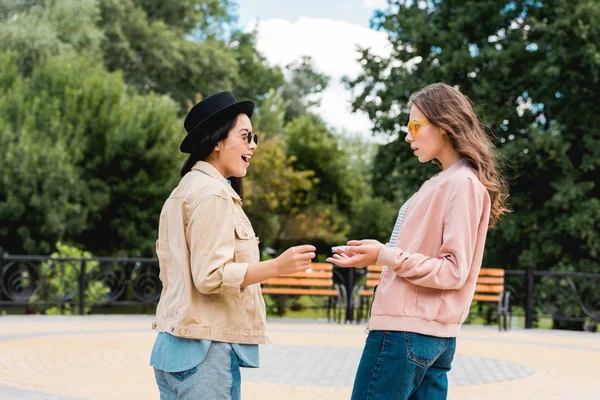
[179,328,187,335]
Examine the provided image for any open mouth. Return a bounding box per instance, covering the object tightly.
[241,155,252,165]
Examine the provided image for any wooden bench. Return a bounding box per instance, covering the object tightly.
[353,266,511,330]
[261,263,346,322]
[474,268,511,331]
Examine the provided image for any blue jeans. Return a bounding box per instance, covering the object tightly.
[154,341,241,400]
[351,331,456,400]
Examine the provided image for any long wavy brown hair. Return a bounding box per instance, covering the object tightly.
[409,83,510,227]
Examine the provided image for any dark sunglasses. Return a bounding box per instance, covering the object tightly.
[243,132,259,145]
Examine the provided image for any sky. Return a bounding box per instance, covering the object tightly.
[236,0,387,28]
[234,0,392,137]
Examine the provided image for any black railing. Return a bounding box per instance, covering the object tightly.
[506,265,600,329]
[1,250,599,329]
[0,252,160,315]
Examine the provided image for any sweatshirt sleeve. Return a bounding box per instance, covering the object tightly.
[375,177,485,290]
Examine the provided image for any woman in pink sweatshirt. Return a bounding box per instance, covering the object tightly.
[328,83,509,400]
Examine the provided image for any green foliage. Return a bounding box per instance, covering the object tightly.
[0,0,104,72]
[133,0,237,37]
[349,197,398,244]
[252,89,288,139]
[0,51,93,253]
[286,115,355,213]
[98,0,239,107]
[0,50,182,255]
[281,56,330,122]
[244,137,316,247]
[230,30,285,101]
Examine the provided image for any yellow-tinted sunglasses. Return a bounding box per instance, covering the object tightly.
[407,119,429,137]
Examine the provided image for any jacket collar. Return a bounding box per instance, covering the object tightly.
[191,161,242,203]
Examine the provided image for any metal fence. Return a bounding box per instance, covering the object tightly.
[505,265,600,329]
[0,253,160,314]
[1,251,599,329]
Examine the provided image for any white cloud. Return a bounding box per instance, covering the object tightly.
[246,17,391,137]
[363,0,388,9]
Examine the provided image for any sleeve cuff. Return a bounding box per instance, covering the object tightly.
[221,262,250,295]
[376,245,407,272]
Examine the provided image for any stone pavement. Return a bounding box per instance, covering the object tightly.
[0,315,598,399]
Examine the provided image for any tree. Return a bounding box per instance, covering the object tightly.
[229,30,285,101]
[0,0,105,72]
[281,56,330,122]
[338,134,399,243]
[285,116,356,213]
[0,51,96,254]
[97,0,239,107]
[0,51,182,255]
[244,137,316,248]
[133,0,237,38]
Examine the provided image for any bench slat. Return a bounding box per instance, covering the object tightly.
[261,288,338,296]
[261,278,333,287]
[366,279,379,287]
[476,277,504,285]
[309,263,334,272]
[280,271,332,279]
[475,284,504,293]
[472,294,501,302]
[367,272,382,279]
[367,265,383,272]
[479,268,504,277]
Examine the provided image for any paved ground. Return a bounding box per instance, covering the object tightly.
[0,315,598,399]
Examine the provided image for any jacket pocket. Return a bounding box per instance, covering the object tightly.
[234,224,254,240]
[403,332,445,367]
[234,224,257,262]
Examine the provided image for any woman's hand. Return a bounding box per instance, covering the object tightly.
[274,245,316,275]
[326,239,383,268]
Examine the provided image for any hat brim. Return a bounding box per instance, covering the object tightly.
[180,100,254,153]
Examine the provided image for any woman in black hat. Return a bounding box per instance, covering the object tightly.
[150,92,316,399]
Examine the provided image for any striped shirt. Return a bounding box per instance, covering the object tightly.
[387,193,416,248]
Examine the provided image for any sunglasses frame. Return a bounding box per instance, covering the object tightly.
[242,132,259,145]
[407,119,430,137]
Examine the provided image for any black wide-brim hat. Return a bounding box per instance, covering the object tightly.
[180,91,254,153]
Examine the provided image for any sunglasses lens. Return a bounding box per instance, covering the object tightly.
[250,134,258,145]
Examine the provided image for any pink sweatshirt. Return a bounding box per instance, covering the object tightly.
[371,159,491,337]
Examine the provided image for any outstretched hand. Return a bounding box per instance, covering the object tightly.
[326,239,383,268]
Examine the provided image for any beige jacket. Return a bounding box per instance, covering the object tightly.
[152,161,268,344]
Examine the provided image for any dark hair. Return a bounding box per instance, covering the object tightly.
[180,116,243,198]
